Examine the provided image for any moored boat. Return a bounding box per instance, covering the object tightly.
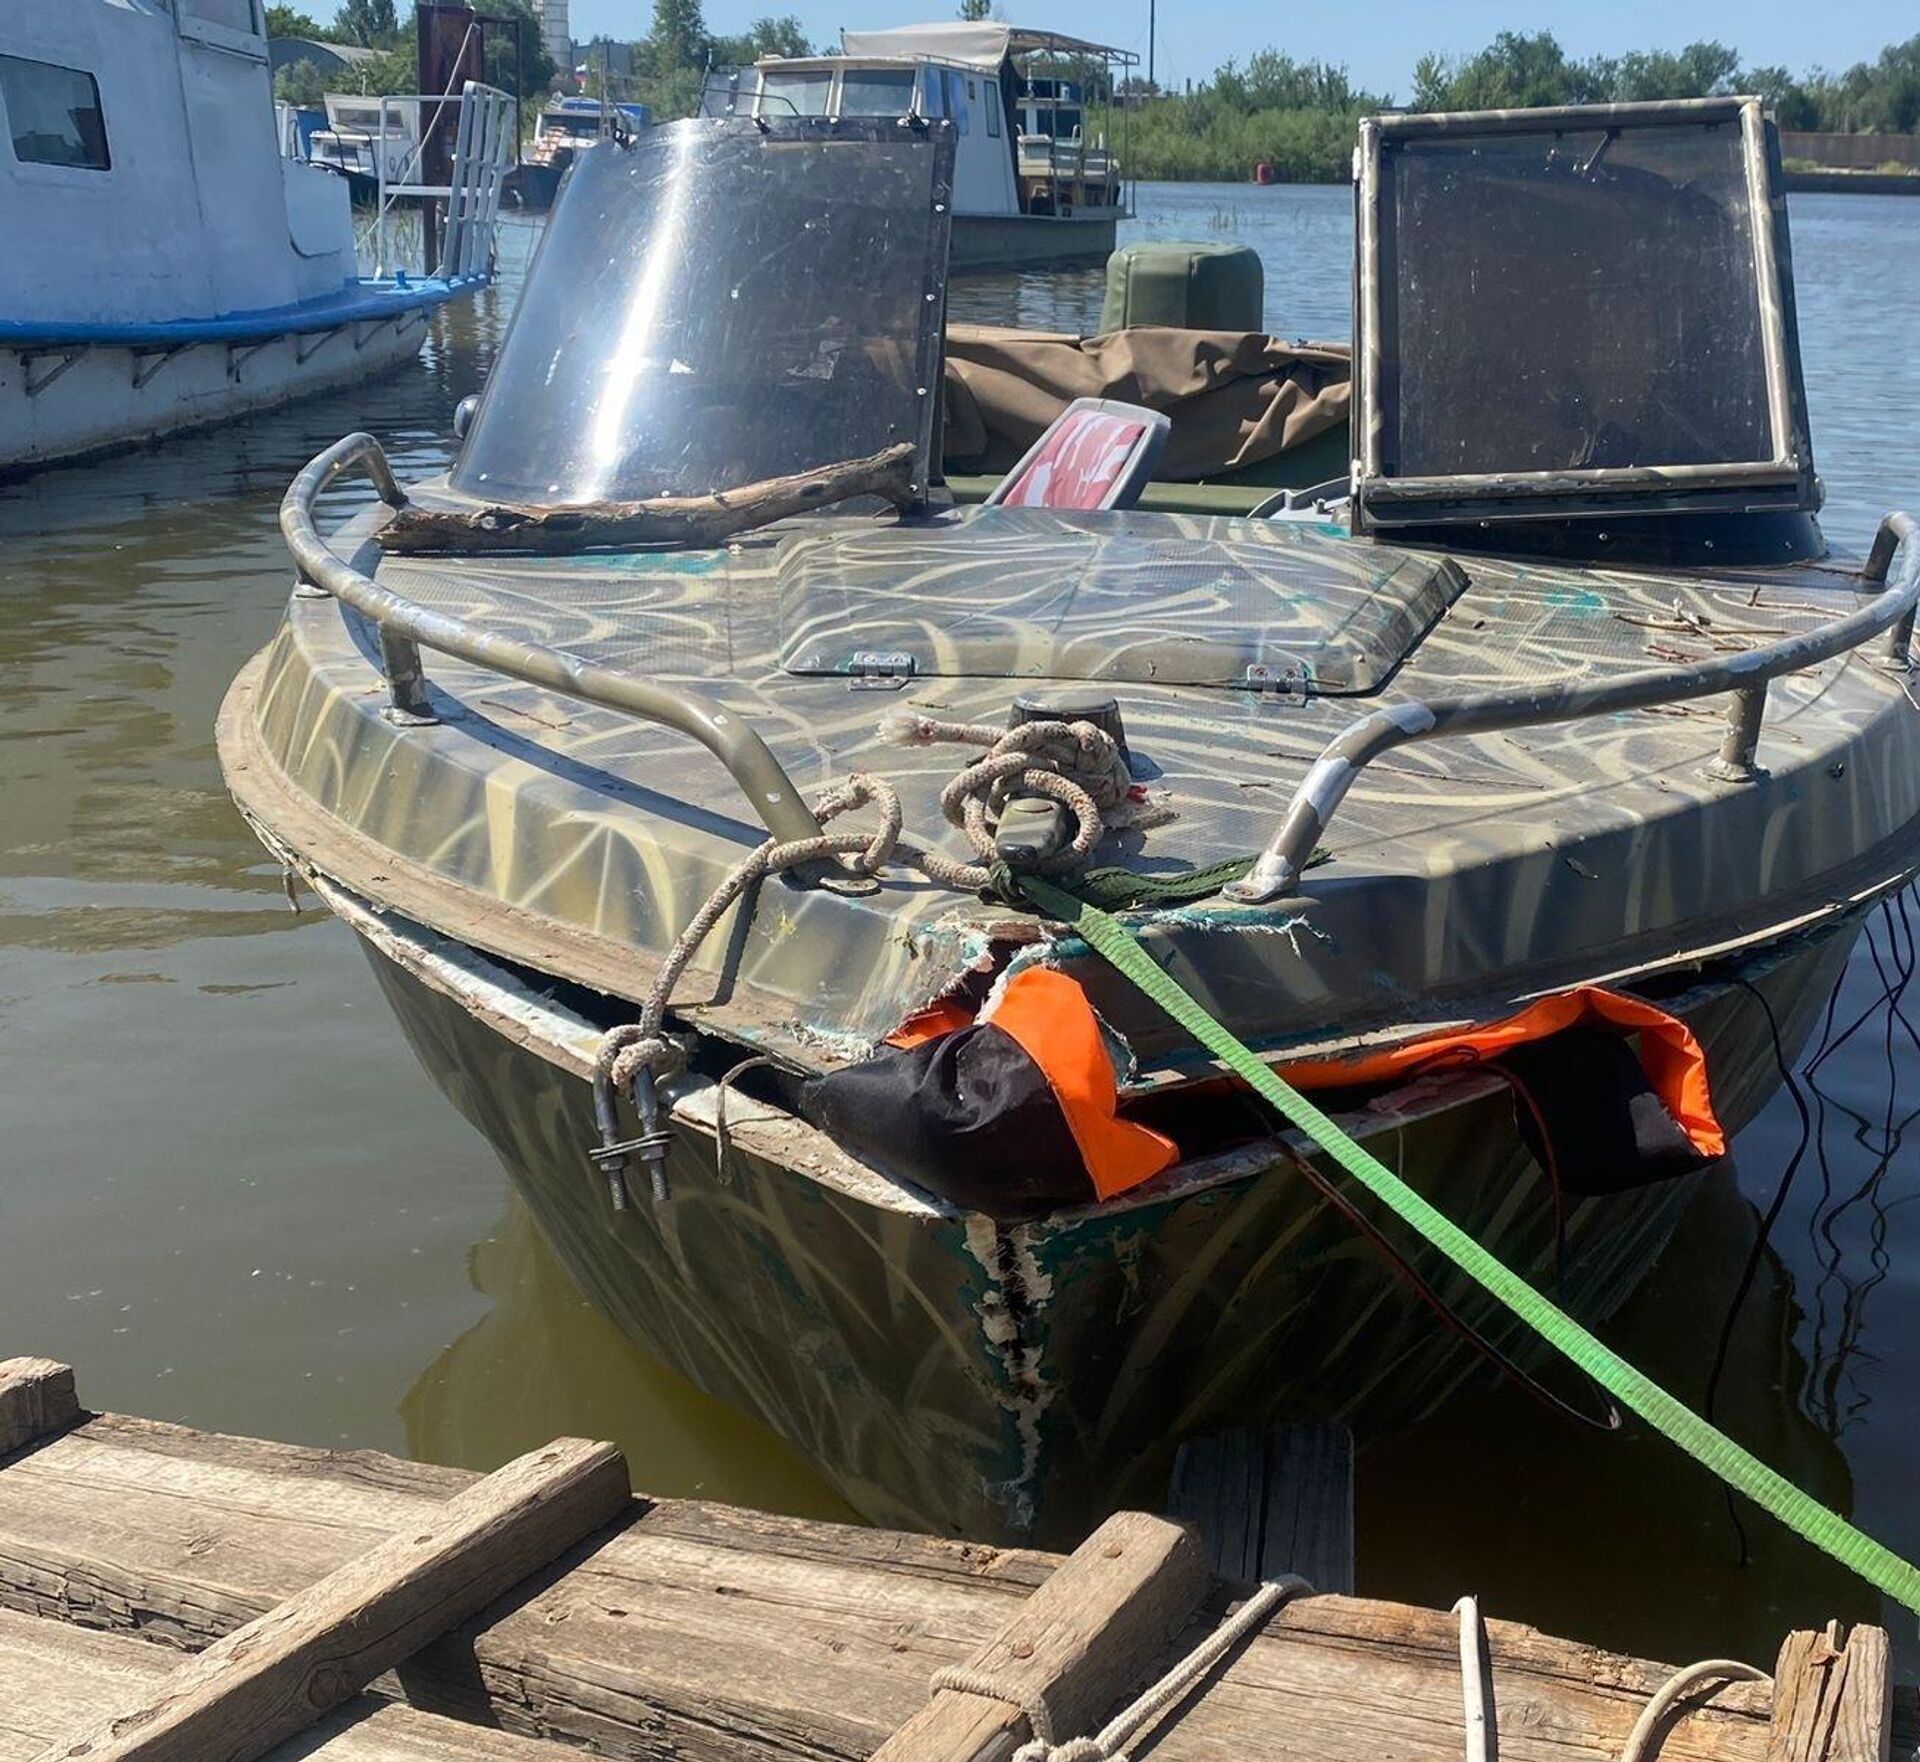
[0,2,512,475]
[735,23,1133,270]
[218,100,1920,1544]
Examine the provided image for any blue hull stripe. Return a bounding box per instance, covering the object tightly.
[0,275,487,348]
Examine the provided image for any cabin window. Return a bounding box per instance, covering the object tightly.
[758,71,830,117]
[838,69,916,117]
[0,56,110,171]
[920,69,946,119]
[181,0,263,35]
[946,71,969,133]
[985,86,1000,138]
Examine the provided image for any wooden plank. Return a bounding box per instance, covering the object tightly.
[1765,1625,1891,1762]
[0,1361,79,1456]
[869,1510,1211,1762]
[32,1437,629,1762]
[1169,1423,1355,1594]
[0,1609,596,1762]
[4,1413,1911,1762]
[1263,1425,1355,1595]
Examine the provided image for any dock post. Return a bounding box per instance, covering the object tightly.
[1170,1421,1355,1593]
[0,1358,80,1456]
[1765,1623,1891,1762]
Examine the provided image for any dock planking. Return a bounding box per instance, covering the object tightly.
[0,1358,1910,1762]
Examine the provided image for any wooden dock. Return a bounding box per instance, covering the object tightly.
[0,1356,1909,1762]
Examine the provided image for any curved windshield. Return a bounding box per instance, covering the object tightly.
[453,119,953,507]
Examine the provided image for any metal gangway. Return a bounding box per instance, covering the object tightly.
[365,81,515,281]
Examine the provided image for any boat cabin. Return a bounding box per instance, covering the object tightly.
[744,23,1128,223]
[0,0,359,329]
[533,96,650,154]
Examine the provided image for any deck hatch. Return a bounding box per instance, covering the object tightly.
[777,508,1466,693]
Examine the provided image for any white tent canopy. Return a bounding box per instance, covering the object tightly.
[836,23,1134,70]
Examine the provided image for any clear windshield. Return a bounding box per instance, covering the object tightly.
[1378,122,1773,476]
[758,70,829,116]
[452,119,953,507]
[839,68,916,116]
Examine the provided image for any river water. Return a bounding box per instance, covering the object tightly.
[2,183,1916,1668]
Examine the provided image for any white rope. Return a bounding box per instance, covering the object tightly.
[1454,1595,1770,1762]
[930,1575,1310,1762]
[1615,1658,1770,1762]
[1453,1597,1492,1762]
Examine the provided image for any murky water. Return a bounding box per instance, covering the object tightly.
[3,185,1916,1663]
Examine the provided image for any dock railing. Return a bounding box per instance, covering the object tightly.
[281,434,829,849]
[1225,511,1920,902]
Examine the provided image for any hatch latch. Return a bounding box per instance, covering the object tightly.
[1242,661,1312,703]
[847,650,918,690]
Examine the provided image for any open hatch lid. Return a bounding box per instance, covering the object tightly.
[1353,97,1817,532]
[450,118,954,509]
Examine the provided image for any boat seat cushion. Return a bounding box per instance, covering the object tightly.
[983,398,1170,511]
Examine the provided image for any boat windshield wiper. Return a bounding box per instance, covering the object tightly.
[376,441,918,556]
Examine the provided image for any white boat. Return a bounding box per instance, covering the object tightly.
[0,0,511,476]
[307,93,425,195]
[738,22,1133,269]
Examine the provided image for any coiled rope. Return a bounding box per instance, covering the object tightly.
[590,718,1135,1197]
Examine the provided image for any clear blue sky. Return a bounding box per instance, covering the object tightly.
[564,0,1915,96]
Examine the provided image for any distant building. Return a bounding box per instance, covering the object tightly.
[533,0,571,73]
[267,37,383,85]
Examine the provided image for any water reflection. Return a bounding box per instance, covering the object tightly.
[400,1192,857,1521]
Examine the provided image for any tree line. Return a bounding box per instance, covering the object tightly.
[266,0,556,106]
[1106,29,1920,183]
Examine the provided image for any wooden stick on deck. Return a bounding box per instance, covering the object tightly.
[32,1436,629,1762]
[0,1358,80,1455]
[375,442,919,556]
[1765,1624,1891,1762]
[872,1510,1212,1762]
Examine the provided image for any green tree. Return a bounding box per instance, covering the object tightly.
[640,0,712,117]
[266,4,327,37]
[334,0,400,49]
[479,0,559,97]
[273,57,327,104]
[957,0,991,20]
[712,16,814,64]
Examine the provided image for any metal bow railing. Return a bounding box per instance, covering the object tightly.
[1224,511,1920,903]
[280,434,828,848]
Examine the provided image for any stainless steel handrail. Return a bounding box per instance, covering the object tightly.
[1223,512,1920,904]
[280,433,828,848]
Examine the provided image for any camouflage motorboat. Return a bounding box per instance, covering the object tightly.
[218,102,1920,1543]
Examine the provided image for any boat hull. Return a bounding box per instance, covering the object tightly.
[350,902,1857,1546]
[951,211,1118,271]
[0,314,429,477]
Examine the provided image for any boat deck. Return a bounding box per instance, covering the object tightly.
[2,1355,1908,1762]
[233,493,1920,1067]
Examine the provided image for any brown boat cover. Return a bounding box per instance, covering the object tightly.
[942,324,1352,481]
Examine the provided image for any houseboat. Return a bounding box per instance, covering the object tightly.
[742,22,1131,268]
[220,102,1920,1543]
[0,1,511,475]
[508,95,650,208]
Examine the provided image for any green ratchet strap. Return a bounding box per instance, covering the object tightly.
[1018,874,1920,1615]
